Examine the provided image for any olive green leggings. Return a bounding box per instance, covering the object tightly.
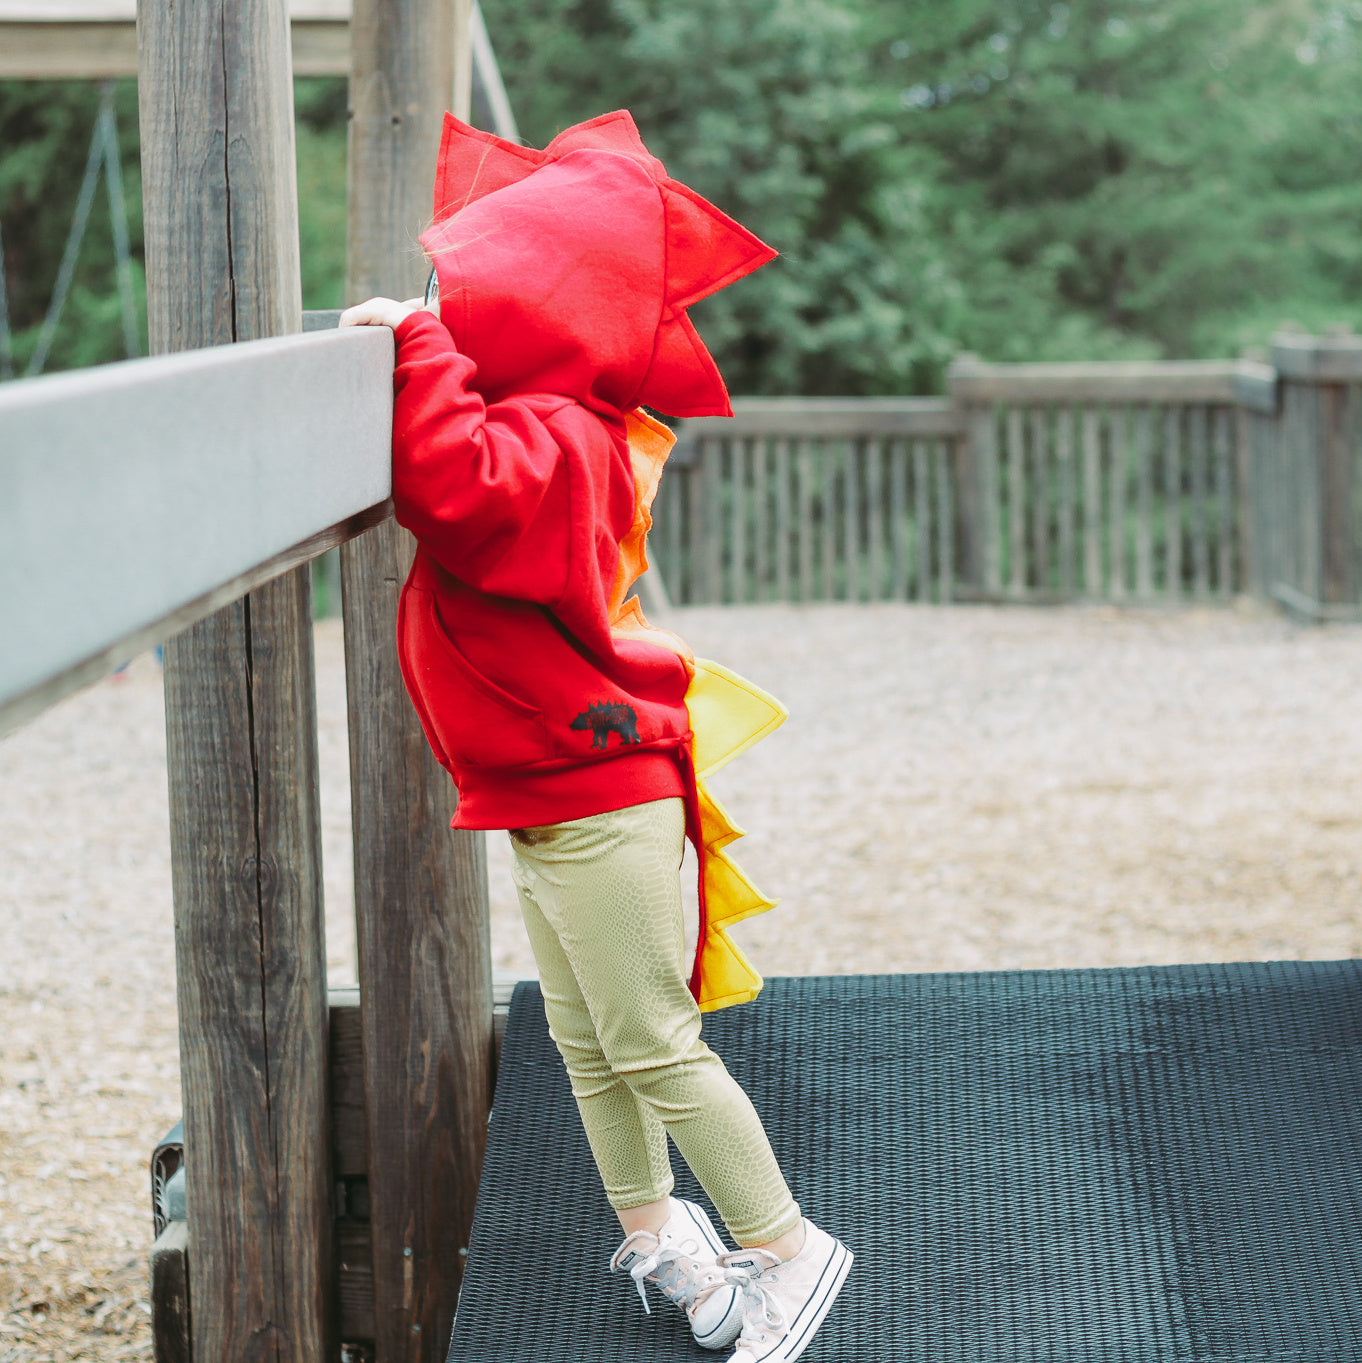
[508,797,800,1247]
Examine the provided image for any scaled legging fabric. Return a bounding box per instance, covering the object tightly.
[508,796,800,1247]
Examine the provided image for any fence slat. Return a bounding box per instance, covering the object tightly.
[1006,407,1026,595]
[1190,404,1210,597]
[1029,407,1049,594]
[747,439,764,604]
[797,440,815,603]
[982,411,1002,593]
[1108,407,1127,600]
[1237,403,1254,596]
[1135,406,1154,598]
[842,440,859,601]
[936,438,954,602]
[1164,407,1183,595]
[663,466,683,603]
[774,438,791,602]
[729,438,747,604]
[890,439,909,600]
[1082,406,1102,595]
[820,440,837,600]
[700,437,723,604]
[913,440,931,602]
[1057,408,1076,596]
[865,439,883,601]
[1215,407,1234,594]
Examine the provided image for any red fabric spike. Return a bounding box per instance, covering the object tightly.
[431,114,545,221]
[638,309,734,419]
[544,110,668,180]
[662,178,778,313]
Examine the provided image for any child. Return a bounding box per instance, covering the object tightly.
[340,110,850,1363]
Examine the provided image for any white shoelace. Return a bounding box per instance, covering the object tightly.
[724,1263,788,1346]
[625,1237,715,1315]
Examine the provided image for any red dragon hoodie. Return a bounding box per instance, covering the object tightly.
[391,111,784,1011]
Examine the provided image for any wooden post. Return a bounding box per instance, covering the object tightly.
[948,359,992,594]
[1272,331,1362,611]
[344,1,492,1358]
[138,0,334,1359]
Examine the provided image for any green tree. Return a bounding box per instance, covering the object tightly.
[481,0,963,393]
[865,0,1362,360]
[0,76,348,377]
[0,79,144,375]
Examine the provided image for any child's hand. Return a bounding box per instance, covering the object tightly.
[339,297,420,329]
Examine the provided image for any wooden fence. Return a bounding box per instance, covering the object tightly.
[654,346,1361,616]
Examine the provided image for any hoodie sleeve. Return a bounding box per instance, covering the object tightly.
[389,309,633,605]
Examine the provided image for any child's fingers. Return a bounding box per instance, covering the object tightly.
[339,297,411,329]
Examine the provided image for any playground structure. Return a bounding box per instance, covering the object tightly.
[4,3,1362,1361]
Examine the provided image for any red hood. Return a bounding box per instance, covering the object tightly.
[418,111,776,419]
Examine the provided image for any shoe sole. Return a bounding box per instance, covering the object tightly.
[750,1237,853,1363]
[673,1200,745,1351]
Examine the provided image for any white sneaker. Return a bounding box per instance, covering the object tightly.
[610,1197,746,1349]
[718,1219,852,1363]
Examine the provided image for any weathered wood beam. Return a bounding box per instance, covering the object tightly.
[0,0,349,78]
[948,356,1266,405]
[0,328,393,737]
[1273,331,1362,383]
[680,397,963,446]
[344,0,492,1358]
[138,0,335,1357]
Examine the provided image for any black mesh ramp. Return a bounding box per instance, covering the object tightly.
[447,962,1362,1362]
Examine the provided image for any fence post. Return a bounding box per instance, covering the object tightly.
[1270,329,1362,614]
[947,354,996,596]
[344,1,493,1359]
[1231,354,1278,599]
[139,0,335,1359]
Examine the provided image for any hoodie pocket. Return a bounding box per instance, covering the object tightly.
[400,587,550,769]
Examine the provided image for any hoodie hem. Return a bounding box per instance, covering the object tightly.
[449,748,686,831]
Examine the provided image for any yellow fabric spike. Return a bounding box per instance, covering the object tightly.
[695,780,744,853]
[687,658,788,781]
[686,659,788,1012]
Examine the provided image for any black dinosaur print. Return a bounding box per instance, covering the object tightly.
[569,701,641,749]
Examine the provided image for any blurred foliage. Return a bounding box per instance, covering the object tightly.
[862,0,1362,363]
[3,3,1362,390]
[0,77,347,374]
[0,79,144,374]
[483,0,963,393]
[295,77,349,312]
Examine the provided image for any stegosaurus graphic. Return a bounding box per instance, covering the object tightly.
[570,701,641,749]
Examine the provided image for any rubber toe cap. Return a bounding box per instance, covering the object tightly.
[690,1282,744,1350]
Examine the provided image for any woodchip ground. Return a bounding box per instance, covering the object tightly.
[3,602,1361,1359]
